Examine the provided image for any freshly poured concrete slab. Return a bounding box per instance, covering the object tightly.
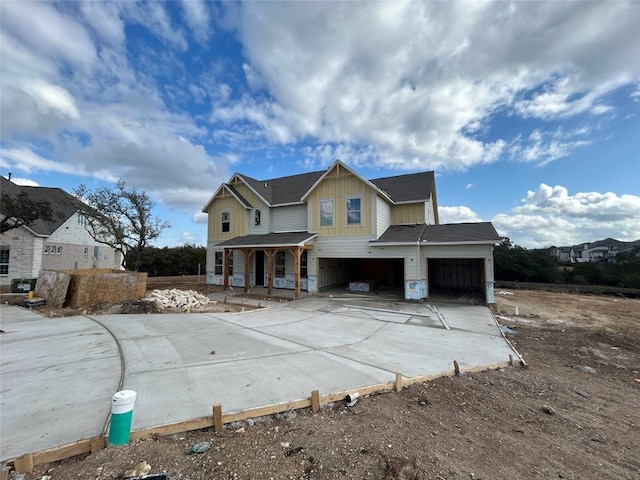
[0,299,516,464]
[116,327,312,374]
[216,308,323,328]
[257,314,388,349]
[127,349,394,429]
[91,313,243,339]
[326,322,514,378]
[0,306,121,462]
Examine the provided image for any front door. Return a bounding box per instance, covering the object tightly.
[255,251,265,286]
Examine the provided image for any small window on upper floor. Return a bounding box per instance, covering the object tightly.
[221,211,231,233]
[255,209,261,226]
[346,196,362,225]
[320,199,334,227]
[44,245,50,255]
[77,213,86,227]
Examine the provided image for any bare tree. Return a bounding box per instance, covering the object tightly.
[73,181,170,271]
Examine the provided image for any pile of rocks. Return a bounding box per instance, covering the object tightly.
[147,289,214,312]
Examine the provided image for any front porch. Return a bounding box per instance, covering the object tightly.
[214,232,318,298]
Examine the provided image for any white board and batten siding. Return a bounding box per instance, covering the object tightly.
[376,196,392,238]
[247,207,271,235]
[272,205,307,232]
[424,201,436,225]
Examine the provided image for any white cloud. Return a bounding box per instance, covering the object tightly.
[22,81,80,119]
[492,184,640,247]
[192,212,208,224]
[230,1,639,170]
[9,177,39,187]
[0,148,81,176]
[181,0,212,43]
[438,206,482,224]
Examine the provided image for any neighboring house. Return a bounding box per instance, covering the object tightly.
[202,160,501,302]
[553,238,640,264]
[0,176,124,286]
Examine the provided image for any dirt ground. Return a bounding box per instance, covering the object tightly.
[10,285,640,480]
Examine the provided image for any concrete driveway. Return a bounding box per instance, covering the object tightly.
[0,297,516,462]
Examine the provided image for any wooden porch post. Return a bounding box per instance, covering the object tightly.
[242,248,254,293]
[289,247,302,298]
[265,249,275,294]
[223,248,231,290]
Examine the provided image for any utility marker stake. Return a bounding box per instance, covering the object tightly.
[454,360,460,376]
[395,373,403,392]
[509,354,514,367]
[213,404,223,433]
[311,390,320,413]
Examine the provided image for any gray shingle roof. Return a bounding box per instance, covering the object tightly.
[216,231,317,248]
[376,222,501,244]
[370,171,434,203]
[240,171,325,205]
[236,168,435,205]
[1,176,87,236]
[225,184,252,208]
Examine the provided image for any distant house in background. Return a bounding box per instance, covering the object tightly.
[202,160,501,303]
[0,176,124,287]
[552,238,640,264]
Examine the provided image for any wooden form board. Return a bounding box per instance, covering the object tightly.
[10,360,511,472]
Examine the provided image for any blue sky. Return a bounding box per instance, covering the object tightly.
[1,1,639,248]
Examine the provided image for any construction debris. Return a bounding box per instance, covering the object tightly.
[147,289,214,312]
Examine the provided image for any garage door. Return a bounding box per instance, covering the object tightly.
[318,258,404,290]
[428,258,484,289]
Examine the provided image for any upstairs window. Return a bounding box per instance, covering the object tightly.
[320,199,334,227]
[346,196,362,225]
[255,209,261,226]
[0,247,9,275]
[221,211,231,233]
[214,251,223,275]
[77,213,86,227]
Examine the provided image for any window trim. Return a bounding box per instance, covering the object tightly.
[346,195,363,226]
[300,251,308,279]
[227,252,234,275]
[0,246,9,275]
[275,251,286,277]
[214,251,223,275]
[319,198,334,227]
[221,211,231,233]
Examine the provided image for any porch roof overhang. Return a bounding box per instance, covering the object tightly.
[216,231,317,249]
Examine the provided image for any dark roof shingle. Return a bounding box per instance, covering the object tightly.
[370,171,435,203]
[376,222,500,244]
[1,176,87,236]
[240,171,324,205]
[216,231,317,247]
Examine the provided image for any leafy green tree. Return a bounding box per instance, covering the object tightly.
[0,191,57,233]
[73,181,170,271]
[133,245,206,276]
[613,247,640,288]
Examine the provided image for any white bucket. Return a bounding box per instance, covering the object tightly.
[111,390,137,414]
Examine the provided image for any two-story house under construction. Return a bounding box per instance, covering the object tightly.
[202,160,500,303]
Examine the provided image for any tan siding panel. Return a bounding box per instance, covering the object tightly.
[307,170,373,236]
[391,203,426,224]
[206,191,247,241]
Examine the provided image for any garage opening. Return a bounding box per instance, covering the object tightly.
[318,258,404,293]
[428,258,485,302]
